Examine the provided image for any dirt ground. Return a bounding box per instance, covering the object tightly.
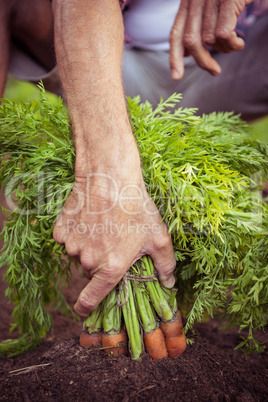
[0,190,267,402]
[0,267,267,402]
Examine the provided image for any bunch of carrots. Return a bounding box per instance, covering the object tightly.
[80,256,186,360]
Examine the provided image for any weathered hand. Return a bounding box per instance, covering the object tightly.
[169,0,254,79]
[52,0,176,319]
[53,173,176,318]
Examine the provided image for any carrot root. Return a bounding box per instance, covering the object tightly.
[79,332,102,348]
[144,328,168,360]
[102,330,128,356]
[165,335,187,357]
[160,313,186,357]
[160,315,183,338]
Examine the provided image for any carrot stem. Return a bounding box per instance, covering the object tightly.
[102,288,121,335]
[83,302,103,334]
[141,256,175,322]
[161,286,178,312]
[121,279,143,360]
[81,302,103,348]
[132,280,156,334]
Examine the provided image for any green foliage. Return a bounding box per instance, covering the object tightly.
[250,115,268,144]
[4,76,59,104]
[0,85,76,356]
[0,85,267,356]
[128,95,268,346]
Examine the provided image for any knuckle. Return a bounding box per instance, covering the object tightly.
[164,260,176,277]
[202,33,215,45]
[80,253,94,269]
[169,27,180,42]
[106,253,121,269]
[101,264,122,285]
[215,27,230,41]
[53,227,64,244]
[154,233,172,251]
[65,240,79,257]
[76,294,98,314]
[183,33,198,50]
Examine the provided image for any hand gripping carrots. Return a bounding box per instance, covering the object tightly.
[80,256,187,360]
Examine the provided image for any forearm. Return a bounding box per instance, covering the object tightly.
[52,0,176,315]
[53,0,139,176]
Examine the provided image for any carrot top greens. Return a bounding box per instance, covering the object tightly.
[0,84,267,357]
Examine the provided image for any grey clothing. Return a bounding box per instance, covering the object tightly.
[9,14,268,121]
[122,14,268,121]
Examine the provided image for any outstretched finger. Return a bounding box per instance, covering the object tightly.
[182,0,221,75]
[202,0,219,46]
[169,0,188,80]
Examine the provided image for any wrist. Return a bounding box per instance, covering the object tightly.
[74,127,142,183]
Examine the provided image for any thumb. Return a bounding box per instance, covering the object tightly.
[149,228,176,288]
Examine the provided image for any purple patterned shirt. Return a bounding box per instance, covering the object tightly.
[236,0,268,37]
[121,0,268,38]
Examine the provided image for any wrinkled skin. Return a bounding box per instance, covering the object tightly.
[53,175,176,318]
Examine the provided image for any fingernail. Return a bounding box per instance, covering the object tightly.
[161,275,175,289]
[171,69,180,80]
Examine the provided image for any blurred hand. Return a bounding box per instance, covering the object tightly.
[169,0,254,79]
[53,173,176,318]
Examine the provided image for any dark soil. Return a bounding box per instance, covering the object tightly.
[0,276,267,402]
[0,326,267,402]
[0,190,267,401]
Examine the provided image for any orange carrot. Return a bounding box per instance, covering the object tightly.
[160,314,183,338]
[144,328,168,360]
[160,314,186,357]
[102,330,128,356]
[79,332,102,348]
[164,335,187,357]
